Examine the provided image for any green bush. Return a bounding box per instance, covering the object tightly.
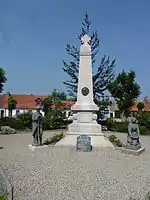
[139,126,150,135]
[0,196,7,200]
[17,111,32,130]
[0,111,32,131]
[0,192,8,200]
[137,112,150,129]
[108,134,122,147]
[0,110,68,132]
[106,118,116,131]
[0,117,22,130]
[43,110,66,130]
[115,122,128,133]
[43,132,64,145]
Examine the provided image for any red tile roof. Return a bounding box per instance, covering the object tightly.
[0,94,75,110]
[110,102,150,112]
[0,94,47,109]
[130,103,150,112]
[50,101,75,110]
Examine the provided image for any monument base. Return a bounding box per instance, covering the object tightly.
[28,144,48,151]
[67,122,102,135]
[55,134,114,148]
[120,147,145,155]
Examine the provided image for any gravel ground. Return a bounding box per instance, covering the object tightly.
[0,131,150,200]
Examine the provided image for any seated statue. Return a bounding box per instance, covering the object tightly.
[126,117,141,150]
[32,107,43,146]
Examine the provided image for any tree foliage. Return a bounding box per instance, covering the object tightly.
[8,95,17,117]
[44,110,66,130]
[43,89,67,116]
[51,89,67,102]
[137,102,145,111]
[62,12,115,102]
[108,70,140,120]
[43,95,53,116]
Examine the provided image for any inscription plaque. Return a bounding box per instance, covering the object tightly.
[76,135,92,152]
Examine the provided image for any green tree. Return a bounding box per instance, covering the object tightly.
[51,89,67,110]
[51,89,67,102]
[44,109,66,130]
[43,90,67,129]
[43,96,53,116]
[108,70,140,121]
[8,95,17,117]
[137,102,145,111]
[62,12,115,102]
[0,68,7,93]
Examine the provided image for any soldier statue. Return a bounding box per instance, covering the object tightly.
[126,117,141,150]
[32,105,43,146]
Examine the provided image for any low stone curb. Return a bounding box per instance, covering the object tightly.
[115,146,146,155]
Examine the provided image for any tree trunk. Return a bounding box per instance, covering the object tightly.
[121,110,125,122]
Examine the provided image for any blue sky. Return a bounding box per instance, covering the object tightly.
[0,0,150,97]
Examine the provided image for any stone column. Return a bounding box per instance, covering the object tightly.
[55,35,113,148]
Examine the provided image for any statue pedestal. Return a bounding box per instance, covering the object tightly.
[120,147,145,155]
[55,134,113,148]
[28,144,48,151]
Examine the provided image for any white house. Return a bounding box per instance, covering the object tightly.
[0,94,75,118]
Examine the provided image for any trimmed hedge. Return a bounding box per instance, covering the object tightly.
[0,117,22,130]
[115,122,128,133]
[106,117,150,135]
[0,111,69,132]
[139,126,150,135]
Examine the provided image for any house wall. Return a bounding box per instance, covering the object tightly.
[0,108,71,118]
[0,108,45,117]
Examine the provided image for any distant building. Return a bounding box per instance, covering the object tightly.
[0,94,46,117]
[1,93,149,120]
[0,94,75,118]
[109,97,150,121]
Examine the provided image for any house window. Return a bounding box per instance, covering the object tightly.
[115,111,121,118]
[110,112,113,118]
[16,110,20,117]
[0,110,4,118]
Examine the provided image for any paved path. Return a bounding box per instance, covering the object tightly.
[0,131,150,200]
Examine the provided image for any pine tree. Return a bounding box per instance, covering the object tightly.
[62,12,115,103]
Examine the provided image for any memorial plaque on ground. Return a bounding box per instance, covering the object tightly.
[76,135,92,152]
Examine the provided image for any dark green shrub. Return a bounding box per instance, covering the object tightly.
[106,118,116,131]
[0,117,22,130]
[139,126,150,135]
[0,192,8,200]
[108,134,117,142]
[0,196,7,200]
[137,112,150,129]
[17,111,32,130]
[0,111,32,131]
[43,110,66,130]
[108,134,122,147]
[43,132,64,145]
[115,122,128,133]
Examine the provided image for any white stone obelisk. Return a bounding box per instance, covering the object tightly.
[56,35,113,148]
